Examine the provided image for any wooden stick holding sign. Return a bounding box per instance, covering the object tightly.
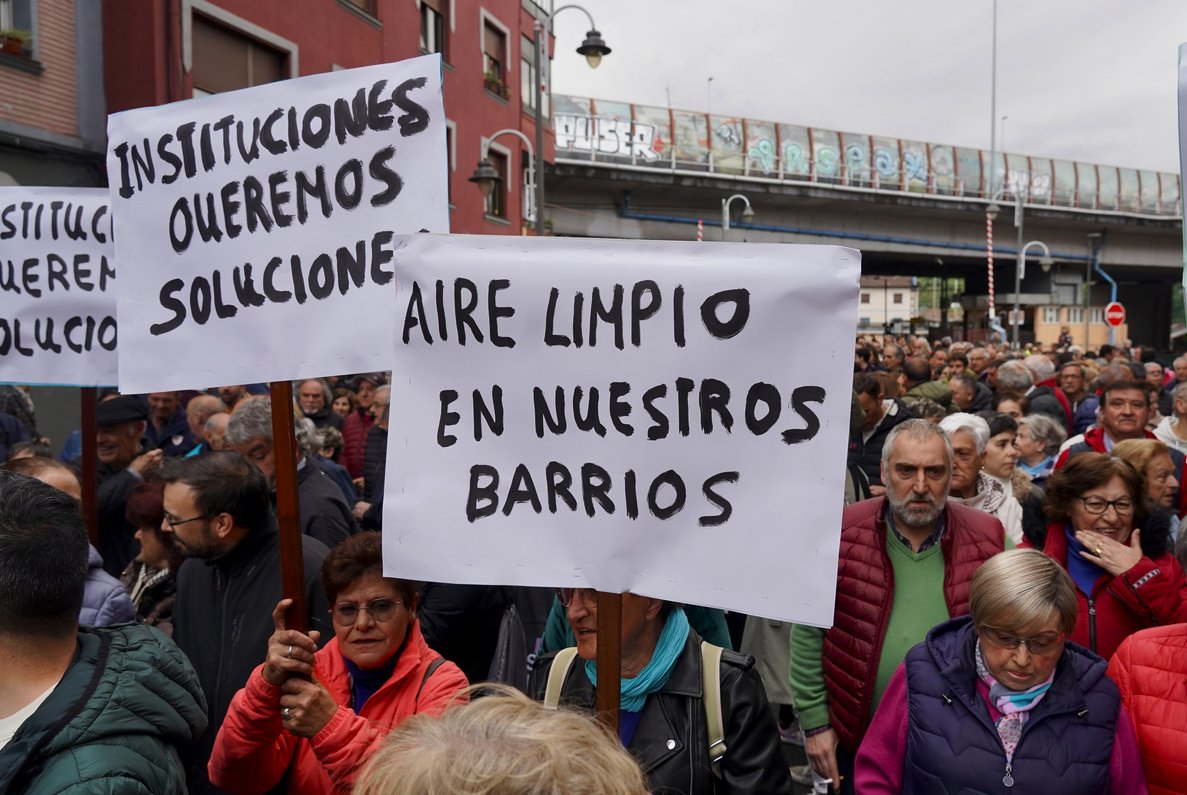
[80,388,99,547]
[595,591,623,731]
[268,381,307,632]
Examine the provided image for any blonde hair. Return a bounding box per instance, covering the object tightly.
[1112,439,1171,487]
[353,685,647,795]
[969,549,1078,634]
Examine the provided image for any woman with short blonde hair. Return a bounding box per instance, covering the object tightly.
[354,686,646,795]
[856,549,1147,794]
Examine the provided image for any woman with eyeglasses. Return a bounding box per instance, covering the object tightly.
[209,532,468,794]
[855,549,1147,794]
[1033,453,1187,659]
[531,589,793,794]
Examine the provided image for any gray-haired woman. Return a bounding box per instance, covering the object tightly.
[1016,414,1067,489]
[854,549,1146,794]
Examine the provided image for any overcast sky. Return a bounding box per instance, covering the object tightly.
[550,0,1187,174]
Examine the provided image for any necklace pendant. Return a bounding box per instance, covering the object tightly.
[1002,773,1015,788]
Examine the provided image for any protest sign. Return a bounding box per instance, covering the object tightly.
[1178,43,1187,322]
[106,54,448,393]
[384,234,860,627]
[0,187,115,386]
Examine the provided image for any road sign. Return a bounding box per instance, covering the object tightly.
[1007,309,1024,326]
[1104,301,1126,327]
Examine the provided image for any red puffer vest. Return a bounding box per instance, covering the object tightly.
[822,498,1005,752]
[1108,624,1187,795]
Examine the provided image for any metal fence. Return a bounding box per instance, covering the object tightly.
[553,95,1182,218]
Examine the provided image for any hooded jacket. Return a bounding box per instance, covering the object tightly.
[903,380,958,414]
[0,624,207,795]
[80,544,135,627]
[1109,623,1187,795]
[209,622,467,795]
[848,399,911,487]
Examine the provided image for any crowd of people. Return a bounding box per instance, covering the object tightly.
[1,331,1187,794]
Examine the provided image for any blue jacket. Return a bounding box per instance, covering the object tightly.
[902,617,1117,794]
[81,545,135,627]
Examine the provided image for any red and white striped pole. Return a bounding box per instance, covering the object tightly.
[986,212,995,320]
[696,219,704,242]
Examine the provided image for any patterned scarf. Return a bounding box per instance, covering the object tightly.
[974,640,1054,763]
[586,607,690,712]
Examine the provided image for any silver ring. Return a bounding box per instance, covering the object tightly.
[281,707,291,720]
[287,645,293,658]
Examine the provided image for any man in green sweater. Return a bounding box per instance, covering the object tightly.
[790,419,1005,793]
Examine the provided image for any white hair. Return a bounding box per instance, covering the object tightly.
[1023,354,1055,382]
[996,361,1034,392]
[939,412,991,455]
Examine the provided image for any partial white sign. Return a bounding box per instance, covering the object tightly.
[107,54,448,392]
[1179,43,1187,317]
[0,187,115,386]
[383,234,860,626]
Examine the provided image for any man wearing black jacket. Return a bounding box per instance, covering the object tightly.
[849,374,911,496]
[162,452,330,795]
[96,395,163,576]
[225,397,358,549]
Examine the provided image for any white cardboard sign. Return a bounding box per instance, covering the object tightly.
[383,234,859,626]
[1178,43,1187,313]
[106,54,448,393]
[0,187,116,386]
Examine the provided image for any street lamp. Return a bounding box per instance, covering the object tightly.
[530,5,610,235]
[469,128,535,219]
[1011,239,1052,340]
[470,6,609,235]
[721,193,754,241]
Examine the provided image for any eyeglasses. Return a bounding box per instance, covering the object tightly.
[557,588,598,608]
[163,513,211,530]
[1077,496,1135,515]
[981,626,1064,655]
[330,598,402,625]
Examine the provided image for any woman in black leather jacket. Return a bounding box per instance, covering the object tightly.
[532,590,792,795]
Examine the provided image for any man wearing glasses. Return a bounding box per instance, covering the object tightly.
[1056,380,1187,517]
[161,452,331,795]
[791,419,1005,794]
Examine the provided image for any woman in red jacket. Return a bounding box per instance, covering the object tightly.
[1109,623,1187,795]
[1036,453,1187,659]
[209,532,468,794]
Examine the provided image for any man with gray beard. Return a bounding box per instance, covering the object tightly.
[791,419,1006,794]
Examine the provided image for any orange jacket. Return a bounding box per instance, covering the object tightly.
[209,621,467,794]
[1109,624,1187,795]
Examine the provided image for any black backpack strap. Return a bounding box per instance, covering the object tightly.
[416,656,446,704]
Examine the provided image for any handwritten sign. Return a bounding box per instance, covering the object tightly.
[0,187,115,386]
[1178,43,1187,322]
[106,54,447,392]
[383,234,859,626]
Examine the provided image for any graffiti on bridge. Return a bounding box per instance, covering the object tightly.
[554,115,662,161]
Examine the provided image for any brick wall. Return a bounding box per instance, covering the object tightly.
[0,0,80,138]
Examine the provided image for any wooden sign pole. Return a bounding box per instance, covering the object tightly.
[80,387,98,547]
[268,381,307,632]
[595,591,623,731]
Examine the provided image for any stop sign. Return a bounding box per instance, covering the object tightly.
[1105,301,1126,327]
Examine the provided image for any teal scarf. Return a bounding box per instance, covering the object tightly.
[585,606,690,712]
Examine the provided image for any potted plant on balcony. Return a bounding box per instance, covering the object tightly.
[0,29,31,57]
[483,70,510,100]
